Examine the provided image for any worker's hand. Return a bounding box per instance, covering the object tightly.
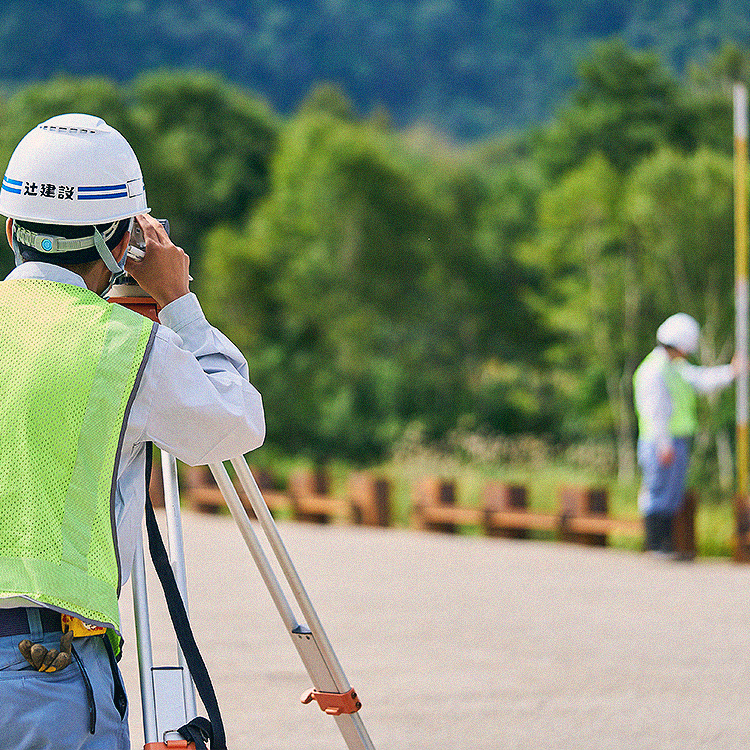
[19,630,74,672]
[658,445,675,466]
[124,214,191,308]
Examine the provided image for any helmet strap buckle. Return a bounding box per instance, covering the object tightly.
[34,234,59,253]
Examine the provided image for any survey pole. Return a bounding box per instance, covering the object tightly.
[735,83,749,514]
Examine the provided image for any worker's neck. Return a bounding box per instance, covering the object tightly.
[59,261,113,295]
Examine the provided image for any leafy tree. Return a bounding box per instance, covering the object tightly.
[533,152,642,477]
[201,105,440,459]
[201,98,549,459]
[534,39,681,176]
[0,73,278,275]
[463,135,557,433]
[3,1,750,140]
[0,36,745,477]
[131,71,278,259]
[625,147,734,349]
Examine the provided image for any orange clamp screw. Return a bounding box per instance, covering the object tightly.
[301,687,362,715]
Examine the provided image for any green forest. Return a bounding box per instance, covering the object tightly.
[2,1,750,138]
[0,38,748,500]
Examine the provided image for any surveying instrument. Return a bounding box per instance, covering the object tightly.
[109,263,376,750]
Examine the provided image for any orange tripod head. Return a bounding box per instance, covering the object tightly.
[108,275,160,321]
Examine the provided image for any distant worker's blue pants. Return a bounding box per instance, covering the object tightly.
[637,437,691,552]
[0,610,129,749]
[637,437,691,516]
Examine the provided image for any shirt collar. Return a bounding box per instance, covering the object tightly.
[4,261,88,289]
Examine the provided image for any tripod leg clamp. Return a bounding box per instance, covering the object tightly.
[301,687,362,715]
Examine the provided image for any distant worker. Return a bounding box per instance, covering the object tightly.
[633,313,736,556]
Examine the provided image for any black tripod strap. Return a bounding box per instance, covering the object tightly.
[178,717,214,750]
[143,443,227,750]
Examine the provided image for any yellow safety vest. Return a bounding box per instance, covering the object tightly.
[634,348,698,440]
[0,279,155,632]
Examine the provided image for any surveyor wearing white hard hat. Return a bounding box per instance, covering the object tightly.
[0,114,265,749]
[633,313,736,557]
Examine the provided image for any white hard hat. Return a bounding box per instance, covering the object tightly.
[0,113,148,225]
[656,313,700,355]
[0,113,150,276]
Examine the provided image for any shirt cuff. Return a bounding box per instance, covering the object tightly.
[157,292,204,333]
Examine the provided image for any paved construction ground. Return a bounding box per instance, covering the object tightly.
[119,511,750,750]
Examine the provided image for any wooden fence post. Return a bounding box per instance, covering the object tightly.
[412,478,458,533]
[673,489,697,560]
[558,486,609,546]
[348,473,392,527]
[481,482,529,538]
[288,468,348,523]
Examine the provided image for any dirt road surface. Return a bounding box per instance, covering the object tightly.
[119,511,750,750]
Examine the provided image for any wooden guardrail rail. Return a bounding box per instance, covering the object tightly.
[181,464,289,517]
[556,485,695,556]
[179,465,697,557]
[412,477,561,537]
[482,481,558,538]
[556,486,630,546]
[410,477,683,551]
[288,468,349,523]
[411,478,467,533]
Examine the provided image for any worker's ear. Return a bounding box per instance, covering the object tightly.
[5,218,12,248]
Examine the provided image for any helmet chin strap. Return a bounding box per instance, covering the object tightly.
[11,233,24,267]
[93,226,127,276]
[94,220,131,297]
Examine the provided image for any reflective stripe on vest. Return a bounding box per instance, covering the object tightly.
[0,279,155,632]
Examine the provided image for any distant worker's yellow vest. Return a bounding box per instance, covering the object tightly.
[634,348,698,439]
[0,279,155,631]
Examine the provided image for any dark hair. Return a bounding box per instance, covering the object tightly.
[15,219,130,265]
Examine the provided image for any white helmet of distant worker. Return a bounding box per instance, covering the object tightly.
[0,113,149,274]
[656,313,700,356]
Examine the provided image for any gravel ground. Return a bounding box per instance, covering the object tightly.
[118,511,750,750]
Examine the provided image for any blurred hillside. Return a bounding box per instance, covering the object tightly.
[2,0,750,138]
